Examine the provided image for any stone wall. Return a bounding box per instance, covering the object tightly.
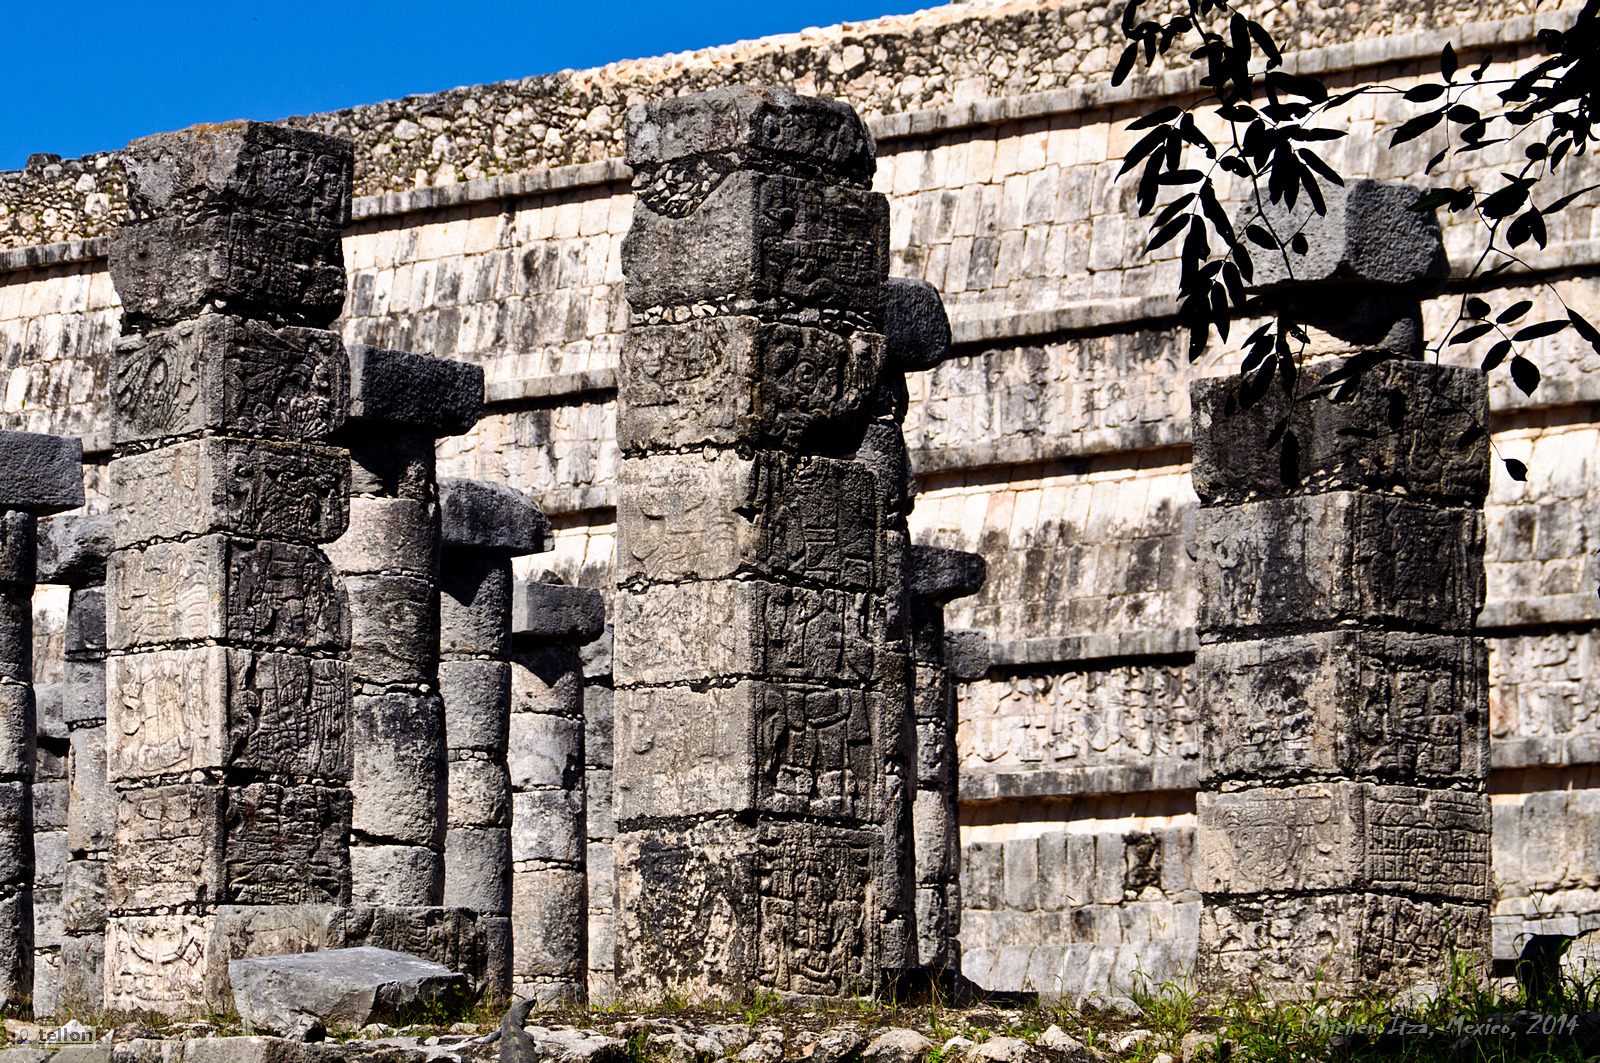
[5,0,1600,996]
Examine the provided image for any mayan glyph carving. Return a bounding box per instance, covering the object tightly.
[103,121,356,1013]
[1191,180,1492,993]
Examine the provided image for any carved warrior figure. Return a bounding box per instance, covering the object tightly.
[614,86,901,999]
[0,430,85,1009]
[614,85,965,999]
[103,121,358,1013]
[1191,180,1492,992]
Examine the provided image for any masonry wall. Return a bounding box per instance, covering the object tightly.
[5,0,1600,995]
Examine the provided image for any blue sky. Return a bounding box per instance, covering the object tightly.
[5,0,927,171]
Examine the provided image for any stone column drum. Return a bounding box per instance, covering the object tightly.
[1192,180,1492,993]
[613,86,895,999]
[103,121,357,1014]
[0,430,85,1008]
[908,546,986,975]
[508,579,603,1005]
[438,477,554,998]
[35,513,112,1016]
[326,346,484,907]
[581,628,615,1004]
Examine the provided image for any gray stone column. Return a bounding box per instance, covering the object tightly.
[104,121,356,1014]
[1192,180,1491,993]
[508,579,602,1005]
[34,514,111,1016]
[908,546,986,976]
[0,431,85,1009]
[437,477,553,999]
[326,346,483,907]
[580,628,615,1005]
[614,86,893,1000]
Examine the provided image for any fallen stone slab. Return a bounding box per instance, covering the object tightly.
[230,948,467,1038]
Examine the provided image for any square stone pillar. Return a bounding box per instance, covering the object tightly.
[103,121,357,1015]
[34,514,112,1016]
[438,478,553,999]
[908,546,986,976]
[509,579,603,1005]
[614,85,898,1000]
[325,346,484,907]
[0,430,85,1009]
[1192,180,1491,994]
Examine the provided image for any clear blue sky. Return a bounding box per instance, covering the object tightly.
[5,0,928,171]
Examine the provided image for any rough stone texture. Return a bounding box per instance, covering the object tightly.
[909,545,983,973]
[507,590,593,1004]
[439,478,553,556]
[104,121,356,1016]
[438,480,551,998]
[615,87,910,1001]
[8,0,1600,1005]
[1190,187,1490,996]
[230,946,465,1036]
[35,514,110,1017]
[0,432,84,516]
[330,345,480,910]
[1241,180,1449,294]
[110,316,350,446]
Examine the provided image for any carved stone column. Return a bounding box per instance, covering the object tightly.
[35,514,112,1015]
[1193,180,1491,993]
[613,85,893,999]
[908,546,986,975]
[326,346,483,907]
[0,430,85,1009]
[104,121,356,1014]
[509,580,603,1005]
[438,478,553,999]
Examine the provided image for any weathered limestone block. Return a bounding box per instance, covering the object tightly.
[614,681,873,821]
[349,693,446,847]
[1198,631,1489,785]
[36,516,112,590]
[1194,493,1485,636]
[346,345,484,437]
[625,86,876,182]
[616,453,879,587]
[437,478,552,557]
[1242,179,1449,293]
[110,317,350,445]
[439,661,510,753]
[443,827,509,914]
[439,557,511,658]
[618,319,883,452]
[1201,893,1488,990]
[613,580,873,686]
[1191,361,1489,507]
[342,575,438,685]
[107,648,351,781]
[323,498,439,579]
[229,946,466,1036]
[110,213,347,328]
[108,536,348,651]
[512,582,606,645]
[121,122,353,227]
[0,432,87,517]
[110,437,350,547]
[883,277,953,371]
[67,728,112,853]
[348,847,443,908]
[623,172,888,316]
[615,818,877,999]
[1196,783,1490,900]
